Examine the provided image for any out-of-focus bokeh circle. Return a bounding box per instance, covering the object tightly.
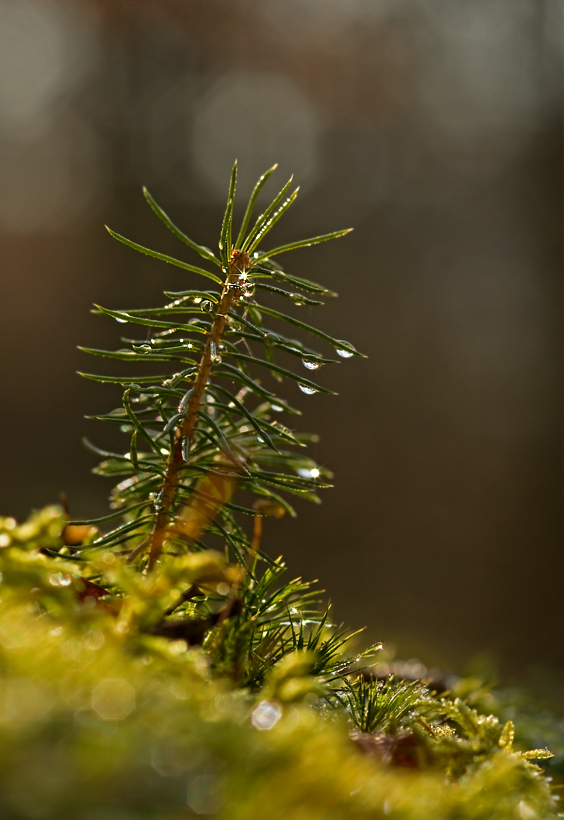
[192,72,319,198]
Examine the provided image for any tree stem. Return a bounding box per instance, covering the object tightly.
[147,250,250,570]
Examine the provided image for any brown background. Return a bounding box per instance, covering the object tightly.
[0,0,562,685]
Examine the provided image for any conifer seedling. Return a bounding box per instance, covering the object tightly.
[76,160,374,683]
[80,160,359,574]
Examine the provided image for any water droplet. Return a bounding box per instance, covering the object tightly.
[115,317,128,324]
[210,341,222,364]
[298,383,317,395]
[182,436,190,462]
[297,467,320,479]
[135,344,151,354]
[335,342,354,358]
[302,358,319,370]
[270,404,283,413]
[200,300,213,313]
[252,700,282,731]
[49,573,72,587]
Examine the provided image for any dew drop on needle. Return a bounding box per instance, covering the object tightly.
[302,358,319,370]
[335,342,353,358]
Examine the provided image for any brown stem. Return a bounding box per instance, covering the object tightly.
[146,250,250,570]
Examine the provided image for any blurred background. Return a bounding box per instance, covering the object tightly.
[0,0,562,686]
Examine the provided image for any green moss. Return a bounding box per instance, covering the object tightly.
[0,506,560,819]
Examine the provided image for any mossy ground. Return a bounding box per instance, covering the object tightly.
[0,506,561,820]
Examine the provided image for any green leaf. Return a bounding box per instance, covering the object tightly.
[254,283,323,306]
[143,187,222,267]
[122,338,204,356]
[83,438,165,473]
[128,384,185,400]
[78,372,172,385]
[227,327,331,364]
[252,266,337,297]
[225,351,336,395]
[251,305,365,357]
[197,410,249,474]
[246,486,297,517]
[247,187,300,254]
[85,515,155,549]
[106,227,223,283]
[104,306,208,317]
[129,429,139,470]
[242,176,294,252]
[219,160,237,264]
[249,468,330,494]
[207,519,246,566]
[252,228,353,264]
[254,419,305,449]
[123,390,163,456]
[235,163,278,249]
[213,361,294,408]
[206,384,277,452]
[78,346,197,365]
[92,304,210,333]
[164,289,220,302]
[68,501,148,527]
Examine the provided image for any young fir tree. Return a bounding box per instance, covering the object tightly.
[0,165,560,819]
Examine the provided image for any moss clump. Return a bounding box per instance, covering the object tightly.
[0,506,560,819]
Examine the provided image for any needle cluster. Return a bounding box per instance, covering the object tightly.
[79,161,360,573]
